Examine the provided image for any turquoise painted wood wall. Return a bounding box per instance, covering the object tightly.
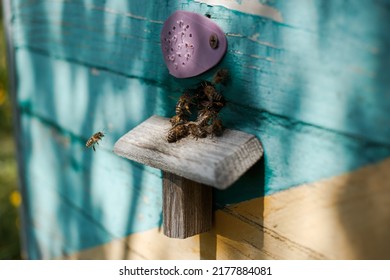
[5,0,390,258]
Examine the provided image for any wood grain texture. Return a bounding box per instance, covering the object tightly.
[9,0,390,201]
[163,172,212,238]
[6,0,390,259]
[114,115,263,189]
[227,157,390,260]
[64,157,390,260]
[9,0,390,143]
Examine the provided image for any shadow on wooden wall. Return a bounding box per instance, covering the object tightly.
[337,161,390,259]
[200,159,265,260]
[15,0,173,258]
[323,2,390,259]
[9,0,390,259]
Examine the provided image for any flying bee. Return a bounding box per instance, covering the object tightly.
[167,124,189,143]
[176,92,195,117]
[187,123,207,139]
[210,118,224,137]
[86,131,105,151]
[213,69,229,85]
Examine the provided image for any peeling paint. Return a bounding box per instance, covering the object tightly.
[195,0,283,22]
[248,33,279,49]
[229,49,274,62]
[227,32,280,49]
[226,33,244,38]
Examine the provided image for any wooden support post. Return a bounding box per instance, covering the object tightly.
[163,172,212,238]
[114,115,263,239]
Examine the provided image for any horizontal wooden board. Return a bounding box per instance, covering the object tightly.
[12,47,390,258]
[64,156,390,260]
[9,0,390,143]
[14,50,390,201]
[114,115,263,189]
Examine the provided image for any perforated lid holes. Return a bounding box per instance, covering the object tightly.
[161,11,227,78]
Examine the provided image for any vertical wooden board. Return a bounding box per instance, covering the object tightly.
[163,173,212,238]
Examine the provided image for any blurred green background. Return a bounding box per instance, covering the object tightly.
[0,4,22,259]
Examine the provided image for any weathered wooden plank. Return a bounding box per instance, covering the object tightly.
[163,172,212,238]
[9,0,390,143]
[14,50,390,200]
[9,0,390,199]
[11,46,390,257]
[114,115,263,189]
[10,0,390,197]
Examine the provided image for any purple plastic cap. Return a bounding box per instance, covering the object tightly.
[161,10,227,78]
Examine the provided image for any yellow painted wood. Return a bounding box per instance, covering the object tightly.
[63,227,201,260]
[63,157,390,260]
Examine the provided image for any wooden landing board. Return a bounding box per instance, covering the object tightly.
[114,115,263,189]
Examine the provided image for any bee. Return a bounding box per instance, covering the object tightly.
[175,92,195,117]
[167,124,189,143]
[194,84,207,103]
[170,114,187,127]
[213,69,229,85]
[167,79,227,143]
[202,82,225,103]
[210,118,224,137]
[200,99,225,113]
[86,131,105,151]
[187,123,207,139]
[197,108,217,127]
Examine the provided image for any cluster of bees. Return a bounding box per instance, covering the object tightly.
[86,69,229,150]
[167,69,229,143]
